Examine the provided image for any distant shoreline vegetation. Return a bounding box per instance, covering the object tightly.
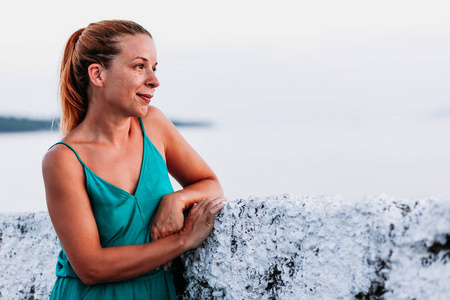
[0,116,211,133]
[0,116,58,133]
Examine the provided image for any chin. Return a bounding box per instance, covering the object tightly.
[136,105,149,117]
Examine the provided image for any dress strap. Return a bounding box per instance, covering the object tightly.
[48,142,86,167]
[138,117,147,136]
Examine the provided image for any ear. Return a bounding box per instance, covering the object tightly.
[88,63,105,87]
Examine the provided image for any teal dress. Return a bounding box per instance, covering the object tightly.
[49,118,177,300]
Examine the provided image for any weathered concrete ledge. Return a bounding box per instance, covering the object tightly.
[1,195,449,299]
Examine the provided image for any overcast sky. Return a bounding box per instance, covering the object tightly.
[1,0,450,206]
[0,0,449,125]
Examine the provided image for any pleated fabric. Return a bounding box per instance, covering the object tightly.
[48,117,176,299]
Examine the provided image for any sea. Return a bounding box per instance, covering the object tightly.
[1,115,449,212]
[2,29,450,211]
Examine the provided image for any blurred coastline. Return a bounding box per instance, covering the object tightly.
[1,112,449,212]
[0,116,212,133]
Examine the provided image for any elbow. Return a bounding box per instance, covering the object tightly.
[211,176,224,197]
[199,176,224,197]
[205,174,222,190]
[80,276,96,286]
[215,184,224,198]
[76,265,105,286]
[70,251,121,285]
[78,270,100,286]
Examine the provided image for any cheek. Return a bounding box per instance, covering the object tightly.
[105,71,142,98]
[121,76,142,91]
[116,75,131,87]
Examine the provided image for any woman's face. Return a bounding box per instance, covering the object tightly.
[98,34,159,117]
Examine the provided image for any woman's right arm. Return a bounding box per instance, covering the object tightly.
[42,145,225,286]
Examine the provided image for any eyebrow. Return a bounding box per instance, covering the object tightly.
[131,57,158,66]
[133,56,148,62]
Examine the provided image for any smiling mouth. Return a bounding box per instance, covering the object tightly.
[137,93,153,102]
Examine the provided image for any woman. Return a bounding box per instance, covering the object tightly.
[42,20,225,299]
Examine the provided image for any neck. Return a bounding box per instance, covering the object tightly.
[77,104,135,147]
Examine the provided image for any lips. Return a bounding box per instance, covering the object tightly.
[137,93,153,103]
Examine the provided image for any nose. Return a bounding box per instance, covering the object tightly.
[146,70,160,88]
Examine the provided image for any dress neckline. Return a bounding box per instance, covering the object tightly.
[54,117,146,198]
[84,145,145,197]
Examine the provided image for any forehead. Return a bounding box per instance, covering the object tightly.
[115,34,157,62]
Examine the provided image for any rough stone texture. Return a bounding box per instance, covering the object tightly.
[1,195,449,299]
[0,212,59,300]
[176,195,450,300]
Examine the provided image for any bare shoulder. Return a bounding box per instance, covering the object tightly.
[140,105,184,160]
[141,105,173,129]
[42,143,85,193]
[42,141,91,228]
[42,143,82,175]
[141,105,179,141]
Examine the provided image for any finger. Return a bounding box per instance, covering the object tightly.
[151,223,162,239]
[206,201,226,225]
[196,197,225,209]
[151,227,163,240]
[194,198,210,211]
[209,200,226,214]
[204,197,227,213]
[151,230,160,241]
[205,196,226,203]
[163,260,173,271]
[196,197,225,213]
[189,198,226,220]
[152,227,175,241]
[190,202,201,212]
[187,202,200,217]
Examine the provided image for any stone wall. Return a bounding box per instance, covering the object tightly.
[0,212,59,299]
[1,195,449,299]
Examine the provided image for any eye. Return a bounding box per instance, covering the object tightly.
[152,67,157,73]
[135,64,145,70]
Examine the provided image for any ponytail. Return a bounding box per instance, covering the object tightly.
[60,28,87,135]
[58,20,152,135]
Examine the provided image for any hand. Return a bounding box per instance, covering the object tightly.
[181,197,226,250]
[151,193,186,270]
[151,193,186,241]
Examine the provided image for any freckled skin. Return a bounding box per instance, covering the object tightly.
[90,34,160,119]
[43,33,225,285]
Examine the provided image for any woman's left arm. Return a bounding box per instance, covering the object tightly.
[143,106,224,242]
